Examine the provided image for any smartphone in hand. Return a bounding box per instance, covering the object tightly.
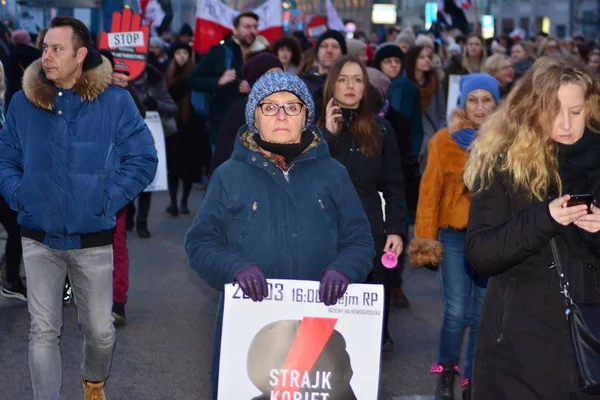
[567,194,594,214]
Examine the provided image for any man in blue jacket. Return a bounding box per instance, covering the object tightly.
[0,17,158,400]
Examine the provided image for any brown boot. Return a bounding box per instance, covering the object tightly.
[391,287,410,308]
[82,378,107,400]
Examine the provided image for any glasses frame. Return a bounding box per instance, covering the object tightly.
[257,102,305,117]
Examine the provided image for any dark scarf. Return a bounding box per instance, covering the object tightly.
[253,130,314,167]
[557,130,600,196]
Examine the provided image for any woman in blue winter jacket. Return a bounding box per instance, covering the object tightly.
[184,71,375,400]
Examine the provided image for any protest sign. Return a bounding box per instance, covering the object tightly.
[219,279,384,400]
[98,8,149,81]
[143,111,167,192]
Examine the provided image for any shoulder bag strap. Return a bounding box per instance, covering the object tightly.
[550,237,575,317]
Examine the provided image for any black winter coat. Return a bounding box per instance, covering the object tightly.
[384,104,420,220]
[301,68,326,121]
[189,39,244,137]
[466,131,600,400]
[4,44,41,110]
[323,109,406,238]
[210,96,247,173]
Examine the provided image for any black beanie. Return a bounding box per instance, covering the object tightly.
[373,43,405,71]
[179,23,193,37]
[169,41,193,58]
[242,52,284,87]
[317,30,347,55]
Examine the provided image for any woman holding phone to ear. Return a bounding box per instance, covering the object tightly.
[318,55,406,353]
[464,55,600,400]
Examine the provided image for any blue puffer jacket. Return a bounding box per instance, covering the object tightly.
[0,56,158,250]
[185,126,375,290]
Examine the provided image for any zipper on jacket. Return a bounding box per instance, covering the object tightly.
[282,165,295,182]
[497,276,517,344]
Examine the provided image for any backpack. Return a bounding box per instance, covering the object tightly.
[191,45,233,117]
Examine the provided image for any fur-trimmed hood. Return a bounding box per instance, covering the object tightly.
[448,108,478,135]
[22,55,113,111]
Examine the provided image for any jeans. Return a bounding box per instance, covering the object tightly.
[437,229,487,380]
[113,208,129,304]
[23,238,115,400]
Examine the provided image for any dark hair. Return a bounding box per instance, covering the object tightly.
[536,31,549,38]
[354,31,367,41]
[387,26,400,36]
[233,12,259,28]
[49,16,92,50]
[404,45,433,84]
[318,56,381,158]
[272,36,302,66]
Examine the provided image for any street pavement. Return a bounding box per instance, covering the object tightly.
[0,190,456,400]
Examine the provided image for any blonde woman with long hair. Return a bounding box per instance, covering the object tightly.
[444,34,487,96]
[464,55,600,400]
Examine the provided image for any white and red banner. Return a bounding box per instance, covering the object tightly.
[218,279,384,399]
[193,0,283,54]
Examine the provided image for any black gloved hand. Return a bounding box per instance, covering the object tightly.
[143,95,159,111]
[234,264,268,302]
[319,269,350,306]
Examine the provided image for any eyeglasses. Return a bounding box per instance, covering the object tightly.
[258,102,305,116]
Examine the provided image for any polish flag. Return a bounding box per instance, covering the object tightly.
[193,0,284,54]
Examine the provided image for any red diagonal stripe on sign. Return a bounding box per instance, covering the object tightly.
[274,317,338,394]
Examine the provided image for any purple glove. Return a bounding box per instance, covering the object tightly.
[234,265,268,302]
[319,269,350,306]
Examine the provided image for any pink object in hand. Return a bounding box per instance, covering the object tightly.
[381,250,398,269]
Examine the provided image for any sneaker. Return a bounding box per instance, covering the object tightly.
[434,362,459,400]
[81,378,107,400]
[391,287,410,308]
[165,204,179,217]
[63,281,73,304]
[1,280,27,301]
[179,203,190,215]
[112,302,126,327]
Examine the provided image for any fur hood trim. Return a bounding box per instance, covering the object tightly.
[408,238,444,268]
[448,109,478,135]
[22,55,113,111]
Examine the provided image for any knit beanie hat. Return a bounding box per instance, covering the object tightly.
[169,41,193,58]
[373,43,405,70]
[246,71,315,134]
[396,28,416,48]
[242,53,284,88]
[179,23,193,37]
[149,37,165,47]
[12,29,32,46]
[346,38,367,57]
[415,34,434,49]
[459,73,501,108]
[366,67,391,96]
[317,30,347,55]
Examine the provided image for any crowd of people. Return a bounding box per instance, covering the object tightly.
[0,10,598,400]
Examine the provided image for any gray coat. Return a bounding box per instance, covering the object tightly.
[418,84,446,173]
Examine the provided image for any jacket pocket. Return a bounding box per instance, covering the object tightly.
[93,174,107,217]
[230,201,259,247]
[497,276,517,344]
